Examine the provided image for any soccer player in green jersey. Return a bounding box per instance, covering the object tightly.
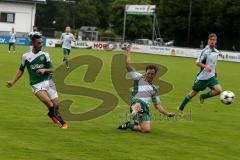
[178,33,222,112]
[6,33,68,129]
[60,26,75,69]
[8,27,17,53]
[118,45,175,133]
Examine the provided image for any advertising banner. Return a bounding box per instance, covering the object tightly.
[125,5,156,15]
[0,36,46,46]
[46,39,59,47]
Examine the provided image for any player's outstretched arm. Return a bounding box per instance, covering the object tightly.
[125,45,135,72]
[6,70,24,88]
[154,104,175,117]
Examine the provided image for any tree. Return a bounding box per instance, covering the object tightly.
[109,0,153,40]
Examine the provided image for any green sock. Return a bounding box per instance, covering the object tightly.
[128,122,135,129]
[201,91,214,100]
[63,56,68,61]
[179,96,191,111]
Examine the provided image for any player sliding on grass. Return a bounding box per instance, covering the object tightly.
[178,33,222,112]
[6,33,68,129]
[118,45,175,133]
[60,26,75,69]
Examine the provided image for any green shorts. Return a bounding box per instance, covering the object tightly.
[63,48,71,55]
[192,76,219,92]
[130,99,150,122]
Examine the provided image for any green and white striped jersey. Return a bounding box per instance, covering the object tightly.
[19,51,53,85]
[129,70,161,107]
[60,32,75,50]
[196,45,219,80]
[9,31,16,43]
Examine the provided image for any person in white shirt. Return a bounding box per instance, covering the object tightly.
[178,33,222,112]
[60,26,75,69]
[118,45,175,133]
[8,27,17,53]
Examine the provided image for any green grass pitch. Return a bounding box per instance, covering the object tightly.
[0,45,239,160]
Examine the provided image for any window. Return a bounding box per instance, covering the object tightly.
[0,12,15,23]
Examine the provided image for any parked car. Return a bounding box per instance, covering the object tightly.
[154,38,174,46]
[135,39,153,45]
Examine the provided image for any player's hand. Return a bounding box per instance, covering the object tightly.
[36,68,46,74]
[6,80,14,88]
[204,65,212,72]
[167,112,176,118]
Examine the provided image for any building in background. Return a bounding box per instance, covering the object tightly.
[79,26,99,41]
[0,0,46,35]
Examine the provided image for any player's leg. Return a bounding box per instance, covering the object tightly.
[62,48,70,68]
[47,80,68,128]
[140,121,151,133]
[13,43,16,53]
[127,111,151,133]
[118,101,151,133]
[65,49,70,69]
[200,85,222,100]
[128,102,143,131]
[50,98,68,129]
[211,84,222,95]
[8,43,12,53]
[200,77,222,102]
[179,79,208,111]
[35,91,66,127]
[118,102,142,130]
[35,90,55,109]
[179,90,198,111]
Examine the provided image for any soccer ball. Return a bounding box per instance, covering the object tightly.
[220,91,235,105]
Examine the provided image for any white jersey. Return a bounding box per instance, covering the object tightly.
[60,32,75,49]
[196,45,219,80]
[129,70,161,107]
[9,31,16,43]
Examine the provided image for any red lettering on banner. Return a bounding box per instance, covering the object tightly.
[94,43,108,49]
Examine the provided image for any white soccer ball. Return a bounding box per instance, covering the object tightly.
[220,91,235,105]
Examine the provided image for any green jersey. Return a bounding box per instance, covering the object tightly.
[19,51,53,85]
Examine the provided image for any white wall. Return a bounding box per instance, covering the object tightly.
[0,2,36,33]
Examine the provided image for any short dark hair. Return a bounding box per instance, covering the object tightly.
[145,65,158,73]
[31,34,42,42]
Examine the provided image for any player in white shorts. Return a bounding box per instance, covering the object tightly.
[60,26,75,69]
[6,32,68,129]
[8,27,17,53]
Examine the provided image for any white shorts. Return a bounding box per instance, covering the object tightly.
[31,80,58,100]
